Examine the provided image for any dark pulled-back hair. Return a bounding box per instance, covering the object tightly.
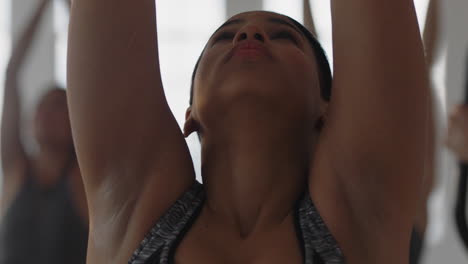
[189,14,332,105]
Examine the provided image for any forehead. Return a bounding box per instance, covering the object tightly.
[215,11,297,33]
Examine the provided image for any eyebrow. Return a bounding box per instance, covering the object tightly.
[214,19,245,34]
[214,16,303,36]
[267,17,303,36]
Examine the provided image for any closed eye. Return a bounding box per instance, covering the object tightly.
[214,32,235,43]
[271,31,298,44]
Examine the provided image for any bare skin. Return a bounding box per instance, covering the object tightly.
[302,0,437,248]
[424,0,441,69]
[447,106,468,162]
[414,0,440,240]
[0,0,87,223]
[303,0,317,37]
[68,1,430,264]
[444,0,468,162]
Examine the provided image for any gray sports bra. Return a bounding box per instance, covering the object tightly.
[128,181,344,264]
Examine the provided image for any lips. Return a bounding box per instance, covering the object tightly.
[224,41,272,62]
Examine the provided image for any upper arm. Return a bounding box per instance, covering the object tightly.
[309,0,431,261]
[1,76,27,175]
[0,76,27,213]
[303,0,317,37]
[1,0,51,176]
[423,0,441,67]
[67,1,194,261]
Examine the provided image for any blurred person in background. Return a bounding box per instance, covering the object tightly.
[0,0,87,263]
[447,109,468,162]
[411,0,443,262]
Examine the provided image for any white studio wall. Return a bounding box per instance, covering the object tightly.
[226,0,262,18]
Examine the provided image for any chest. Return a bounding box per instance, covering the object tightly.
[171,213,305,264]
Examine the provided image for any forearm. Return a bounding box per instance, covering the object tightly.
[331,0,427,86]
[423,0,440,67]
[420,0,439,225]
[2,0,50,167]
[303,0,317,36]
[328,2,432,261]
[7,0,50,74]
[331,0,430,160]
[1,78,24,167]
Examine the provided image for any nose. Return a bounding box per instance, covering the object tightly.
[234,25,266,44]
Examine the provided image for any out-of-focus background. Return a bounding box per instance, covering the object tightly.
[0,0,467,262]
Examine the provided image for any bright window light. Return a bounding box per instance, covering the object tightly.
[156,0,226,180]
[0,0,11,118]
[263,0,303,23]
[0,0,11,187]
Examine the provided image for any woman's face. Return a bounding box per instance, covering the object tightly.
[33,89,73,148]
[188,11,324,134]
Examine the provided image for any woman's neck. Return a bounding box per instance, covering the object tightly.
[200,106,315,238]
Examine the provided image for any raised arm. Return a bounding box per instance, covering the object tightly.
[64,0,71,8]
[1,0,50,181]
[424,0,441,68]
[310,0,431,263]
[417,0,440,232]
[67,1,195,263]
[303,0,317,36]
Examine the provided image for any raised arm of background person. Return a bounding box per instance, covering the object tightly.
[309,0,432,263]
[67,1,195,263]
[1,0,51,210]
[303,0,317,37]
[416,0,441,233]
[424,0,441,68]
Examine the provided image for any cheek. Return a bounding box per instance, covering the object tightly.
[281,49,314,74]
[283,53,320,93]
[192,52,222,104]
[280,56,322,116]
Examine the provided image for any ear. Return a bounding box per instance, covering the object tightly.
[184,107,199,138]
[315,101,329,131]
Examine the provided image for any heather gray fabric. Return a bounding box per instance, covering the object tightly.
[0,171,88,264]
[129,181,344,264]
